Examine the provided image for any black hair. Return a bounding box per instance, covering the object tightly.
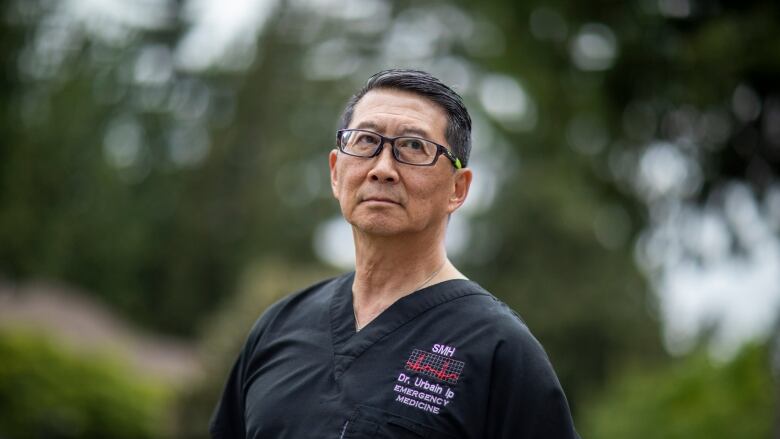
[339,69,472,167]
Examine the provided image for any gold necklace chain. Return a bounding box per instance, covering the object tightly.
[354,261,447,332]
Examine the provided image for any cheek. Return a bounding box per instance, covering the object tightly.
[406,176,451,210]
[335,168,363,207]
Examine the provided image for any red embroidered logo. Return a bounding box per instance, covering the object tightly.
[405,348,464,385]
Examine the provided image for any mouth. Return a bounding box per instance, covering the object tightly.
[361,197,401,206]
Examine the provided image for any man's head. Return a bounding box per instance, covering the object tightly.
[329,70,473,239]
[339,69,472,168]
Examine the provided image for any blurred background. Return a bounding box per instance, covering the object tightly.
[0,0,778,437]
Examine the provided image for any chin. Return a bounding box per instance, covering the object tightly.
[351,220,406,236]
[346,213,413,236]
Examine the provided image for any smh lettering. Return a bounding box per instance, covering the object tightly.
[432,344,456,357]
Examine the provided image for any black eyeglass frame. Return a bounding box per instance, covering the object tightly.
[336,129,463,169]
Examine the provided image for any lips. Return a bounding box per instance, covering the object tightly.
[361,196,401,205]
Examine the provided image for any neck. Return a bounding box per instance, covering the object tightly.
[350,225,467,330]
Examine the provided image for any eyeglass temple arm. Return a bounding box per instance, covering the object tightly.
[441,147,462,169]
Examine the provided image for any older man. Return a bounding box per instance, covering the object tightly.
[210,69,579,438]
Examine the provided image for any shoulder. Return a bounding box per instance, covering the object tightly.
[445,281,529,333]
[447,281,551,364]
[244,272,351,345]
[262,272,349,316]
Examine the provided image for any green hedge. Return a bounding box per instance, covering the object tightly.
[583,342,776,439]
[0,330,172,439]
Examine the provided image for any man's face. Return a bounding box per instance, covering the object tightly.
[329,88,472,237]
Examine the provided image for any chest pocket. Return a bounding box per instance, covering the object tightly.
[341,405,456,439]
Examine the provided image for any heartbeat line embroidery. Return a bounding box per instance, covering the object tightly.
[405,349,464,385]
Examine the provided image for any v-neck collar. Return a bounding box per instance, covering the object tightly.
[329,272,488,379]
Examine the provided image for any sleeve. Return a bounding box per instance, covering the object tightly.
[209,342,251,439]
[209,316,268,439]
[483,325,580,439]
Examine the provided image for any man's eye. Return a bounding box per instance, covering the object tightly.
[400,139,424,150]
[356,135,379,145]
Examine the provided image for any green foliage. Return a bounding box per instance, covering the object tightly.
[1,1,779,433]
[0,330,172,439]
[582,343,776,439]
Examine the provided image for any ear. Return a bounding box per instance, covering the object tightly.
[329,149,340,199]
[446,168,472,214]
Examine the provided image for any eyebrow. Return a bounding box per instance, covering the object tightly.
[353,121,434,139]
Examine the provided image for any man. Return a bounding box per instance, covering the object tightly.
[210,69,579,438]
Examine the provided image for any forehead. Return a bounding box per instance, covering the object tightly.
[350,88,448,139]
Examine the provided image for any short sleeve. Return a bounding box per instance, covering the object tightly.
[483,324,580,439]
[209,317,268,439]
[209,348,248,439]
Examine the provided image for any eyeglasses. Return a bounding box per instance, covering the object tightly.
[336,129,462,169]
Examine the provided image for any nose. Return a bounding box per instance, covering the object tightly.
[367,142,399,183]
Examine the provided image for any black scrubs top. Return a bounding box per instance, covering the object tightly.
[210,273,579,439]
